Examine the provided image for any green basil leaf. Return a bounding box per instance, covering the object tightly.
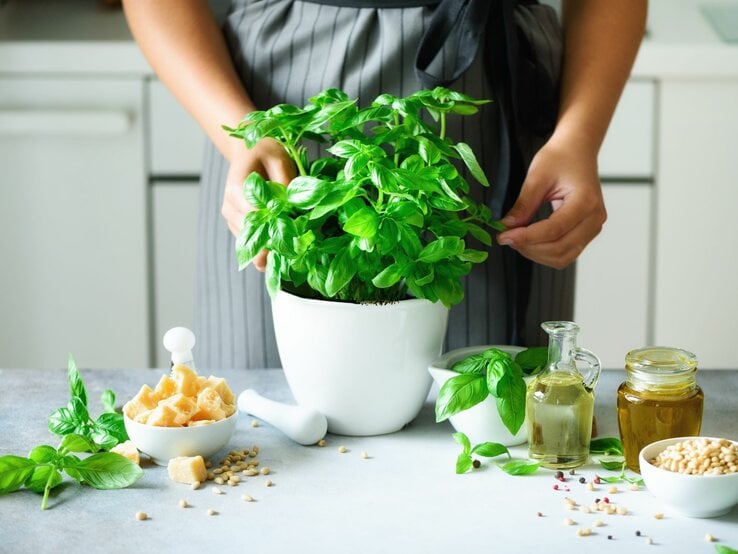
[265,251,282,298]
[327,139,362,158]
[60,434,96,454]
[493,373,527,436]
[342,206,379,239]
[90,431,118,452]
[412,264,434,287]
[598,476,623,484]
[417,237,464,263]
[589,437,624,456]
[48,407,77,436]
[73,453,144,490]
[598,456,626,471]
[385,202,424,227]
[470,442,510,459]
[270,217,299,256]
[68,396,89,427]
[25,466,63,494]
[515,347,548,375]
[29,445,57,464]
[435,373,488,422]
[499,459,540,476]
[287,176,333,209]
[715,546,738,554]
[452,432,471,455]
[94,412,128,444]
[485,353,518,397]
[465,222,492,246]
[417,136,441,165]
[453,142,489,186]
[325,248,357,298]
[457,249,488,263]
[66,354,88,407]
[100,389,116,413]
[236,221,269,270]
[450,353,488,375]
[456,452,473,474]
[0,456,38,494]
[243,172,271,209]
[59,455,82,482]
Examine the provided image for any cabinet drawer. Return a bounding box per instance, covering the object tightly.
[599,81,656,179]
[148,79,205,176]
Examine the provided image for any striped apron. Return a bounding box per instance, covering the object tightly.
[195,0,574,369]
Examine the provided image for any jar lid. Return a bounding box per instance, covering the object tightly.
[625,346,698,387]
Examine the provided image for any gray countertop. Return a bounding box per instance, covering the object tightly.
[0,368,736,554]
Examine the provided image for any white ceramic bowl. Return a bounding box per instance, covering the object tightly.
[124,412,237,466]
[639,436,738,518]
[428,345,531,447]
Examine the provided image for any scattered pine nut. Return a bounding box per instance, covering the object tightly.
[586,482,595,491]
[265,479,273,487]
[242,494,254,502]
[338,446,347,454]
[705,534,715,543]
[645,537,653,545]
[212,487,224,495]
[361,451,369,460]
[564,517,575,526]
[191,481,201,490]
[244,468,259,476]
[317,439,326,447]
[580,506,591,514]
[260,467,270,475]
[628,483,640,491]
[179,499,188,508]
[608,486,618,494]
[616,506,628,515]
[251,419,259,428]
[207,508,217,516]
[564,497,576,507]
[654,513,664,520]
[576,528,591,537]
[135,511,148,521]
[593,520,604,528]
[214,477,224,485]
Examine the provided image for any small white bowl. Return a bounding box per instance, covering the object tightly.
[124,412,238,466]
[428,345,531,447]
[639,436,738,518]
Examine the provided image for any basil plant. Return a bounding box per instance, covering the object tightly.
[225,87,503,307]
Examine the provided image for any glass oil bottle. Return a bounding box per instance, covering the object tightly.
[526,321,601,469]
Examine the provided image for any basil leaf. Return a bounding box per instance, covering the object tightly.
[66,354,88,407]
[100,389,116,413]
[493,374,527,436]
[598,456,625,471]
[465,222,492,246]
[500,459,540,476]
[236,221,269,270]
[287,176,333,209]
[452,432,471,455]
[0,456,38,494]
[417,237,464,263]
[342,207,378,239]
[715,546,738,554]
[457,249,488,263]
[371,262,405,289]
[435,373,488,422]
[470,442,509,459]
[48,407,77,436]
[28,445,57,464]
[515,347,548,375]
[25,466,62,494]
[270,217,299,256]
[60,455,82,482]
[243,171,271,209]
[68,397,89,427]
[325,248,356,298]
[589,437,624,456]
[72,453,143,490]
[453,142,489,186]
[60,433,96,454]
[456,453,473,474]
[450,353,488,375]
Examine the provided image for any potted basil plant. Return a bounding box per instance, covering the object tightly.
[429,345,548,446]
[226,87,502,436]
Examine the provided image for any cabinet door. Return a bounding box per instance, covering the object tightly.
[0,78,148,368]
[574,185,652,369]
[654,82,738,369]
[152,183,199,368]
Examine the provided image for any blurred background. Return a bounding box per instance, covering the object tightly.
[1,0,736,370]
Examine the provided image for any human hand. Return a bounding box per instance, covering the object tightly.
[495,137,607,270]
[222,138,296,271]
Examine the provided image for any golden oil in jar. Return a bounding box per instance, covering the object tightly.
[617,347,703,473]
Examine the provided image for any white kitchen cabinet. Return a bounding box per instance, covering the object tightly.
[0,77,148,369]
[653,81,738,369]
[151,183,199,368]
[574,185,653,369]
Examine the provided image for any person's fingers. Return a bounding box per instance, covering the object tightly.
[264,152,296,186]
[253,250,268,272]
[499,169,552,229]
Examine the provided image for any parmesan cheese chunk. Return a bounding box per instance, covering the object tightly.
[111,440,141,466]
[167,456,208,485]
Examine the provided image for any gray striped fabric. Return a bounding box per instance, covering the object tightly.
[195,0,574,370]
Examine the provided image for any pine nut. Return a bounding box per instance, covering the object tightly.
[338,446,347,453]
[242,494,254,502]
[135,511,148,521]
[179,499,188,508]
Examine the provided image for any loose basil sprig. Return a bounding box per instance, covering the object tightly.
[589,437,644,487]
[226,87,503,306]
[0,434,143,509]
[435,347,547,435]
[715,545,738,554]
[48,355,128,450]
[453,432,540,475]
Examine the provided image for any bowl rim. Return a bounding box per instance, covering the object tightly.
[639,436,738,480]
[123,409,238,431]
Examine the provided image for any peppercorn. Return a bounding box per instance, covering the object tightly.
[472,459,481,469]
[554,470,564,480]
[636,530,641,537]
[579,477,586,483]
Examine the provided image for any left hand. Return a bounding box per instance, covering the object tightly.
[495,136,607,270]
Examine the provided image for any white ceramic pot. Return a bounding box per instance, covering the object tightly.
[428,345,532,447]
[272,290,449,436]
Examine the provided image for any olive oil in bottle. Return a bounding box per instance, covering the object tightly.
[526,321,601,469]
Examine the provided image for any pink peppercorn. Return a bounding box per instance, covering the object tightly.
[603,497,610,503]
[553,484,559,490]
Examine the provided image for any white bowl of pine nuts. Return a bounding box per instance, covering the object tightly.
[639,436,738,518]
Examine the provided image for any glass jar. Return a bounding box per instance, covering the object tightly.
[617,347,703,472]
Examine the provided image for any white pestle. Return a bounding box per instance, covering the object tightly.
[237,389,327,446]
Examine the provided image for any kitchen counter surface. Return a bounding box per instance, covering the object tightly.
[1,0,738,78]
[0,367,736,554]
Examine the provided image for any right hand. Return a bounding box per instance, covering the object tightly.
[222,138,296,271]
